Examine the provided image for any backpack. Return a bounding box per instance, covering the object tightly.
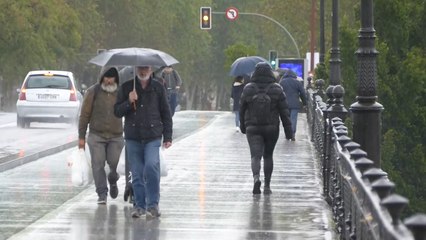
[250,84,273,125]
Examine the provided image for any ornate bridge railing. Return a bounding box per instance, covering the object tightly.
[306,81,426,240]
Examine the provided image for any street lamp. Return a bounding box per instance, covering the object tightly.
[350,0,384,167]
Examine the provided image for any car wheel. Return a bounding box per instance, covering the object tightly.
[17,116,25,128]
[24,119,31,128]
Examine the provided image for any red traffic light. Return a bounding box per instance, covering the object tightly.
[200,7,211,29]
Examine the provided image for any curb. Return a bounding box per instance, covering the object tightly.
[0,140,78,173]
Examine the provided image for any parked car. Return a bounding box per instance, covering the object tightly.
[16,70,82,128]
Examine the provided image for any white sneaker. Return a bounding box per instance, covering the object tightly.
[235,127,240,132]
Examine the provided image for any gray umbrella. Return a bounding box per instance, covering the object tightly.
[89,47,179,67]
[229,56,270,77]
[119,66,165,84]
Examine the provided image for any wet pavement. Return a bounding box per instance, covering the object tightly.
[1,111,333,240]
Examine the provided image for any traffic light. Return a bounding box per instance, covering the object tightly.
[200,7,211,29]
[269,50,278,69]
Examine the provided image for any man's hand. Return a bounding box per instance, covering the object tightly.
[129,90,138,103]
[78,139,85,150]
[163,141,172,149]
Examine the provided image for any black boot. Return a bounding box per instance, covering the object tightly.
[264,178,272,194]
[253,175,261,194]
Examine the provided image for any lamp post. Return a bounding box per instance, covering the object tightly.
[319,0,325,64]
[329,0,341,86]
[350,0,384,167]
[327,0,347,121]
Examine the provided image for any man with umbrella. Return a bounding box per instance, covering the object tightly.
[114,65,172,219]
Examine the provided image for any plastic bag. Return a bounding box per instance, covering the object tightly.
[117,146,126,176]
[70,148,92,187]
[160,148,168,177]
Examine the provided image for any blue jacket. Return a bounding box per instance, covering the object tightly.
[279,70,306,109]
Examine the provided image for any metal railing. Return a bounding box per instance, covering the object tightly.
[306,80,426,240]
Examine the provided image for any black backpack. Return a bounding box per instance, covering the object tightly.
[250,84,273,125]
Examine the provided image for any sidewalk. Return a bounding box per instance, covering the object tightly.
[8,112,333,240]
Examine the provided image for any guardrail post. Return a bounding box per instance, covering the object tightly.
[382,194,409,226]
[371,178,395,199]
[404,214,426,240]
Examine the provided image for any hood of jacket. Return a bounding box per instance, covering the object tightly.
[250,62,276,85]
[282,69,297,79]
[99,67,120,84]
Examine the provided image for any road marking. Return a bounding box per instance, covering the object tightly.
[0,123,15,128]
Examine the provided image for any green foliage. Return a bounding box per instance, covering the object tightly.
[224,43,257,70]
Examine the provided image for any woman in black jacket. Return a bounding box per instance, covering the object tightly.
[239,62,293,194]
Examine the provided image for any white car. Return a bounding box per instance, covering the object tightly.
[16,70,82,128]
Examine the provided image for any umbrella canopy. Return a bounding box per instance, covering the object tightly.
[89,47,179,67]
[229,56,270,77]
[119,66,165,83]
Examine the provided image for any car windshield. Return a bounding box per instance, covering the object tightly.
[26,75,70,89]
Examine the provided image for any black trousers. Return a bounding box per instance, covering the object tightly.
[246,125,279,183]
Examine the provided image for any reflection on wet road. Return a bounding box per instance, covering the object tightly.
[1,111,333,240]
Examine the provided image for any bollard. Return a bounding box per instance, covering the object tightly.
[337,135,351,148]
[371,178,395,199]
[349,148,368,161]
[354,157,374,174]
[362,168,387,183]
[344,141,361,152]
[404,213,426,240]
[381,194,409,226]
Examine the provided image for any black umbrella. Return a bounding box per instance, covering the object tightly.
[229,56,270,77]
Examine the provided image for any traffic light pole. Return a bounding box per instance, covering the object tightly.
[212,11,300,58]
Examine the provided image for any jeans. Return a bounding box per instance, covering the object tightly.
[87,133,124,197]
[289,109,299,135]
[246,125,279,183]
[126,138,161,210]
[234,111,240,127]
[168,91,178,116]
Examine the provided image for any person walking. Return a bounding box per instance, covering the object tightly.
[161,66,182,116]
[279,69,307,140]
[114,65,173,219]
[239,62,293,195]
[78,67,124,204]
[231,76,244,132]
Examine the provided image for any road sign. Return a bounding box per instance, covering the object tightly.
[225,7,239,21]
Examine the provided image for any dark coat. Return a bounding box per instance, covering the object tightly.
[114,77,172,142]
[279,70,307,109]
[231,82,244,112]
[239,71,293,139]
[78,67,123,140]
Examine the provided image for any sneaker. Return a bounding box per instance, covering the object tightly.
[291,137,296,141]
[264,185,272,195]
[97,195,107,205]
[146,207,161,219]
[235,127,240,132]
[131,207,146,218]
[253,180,261,195]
